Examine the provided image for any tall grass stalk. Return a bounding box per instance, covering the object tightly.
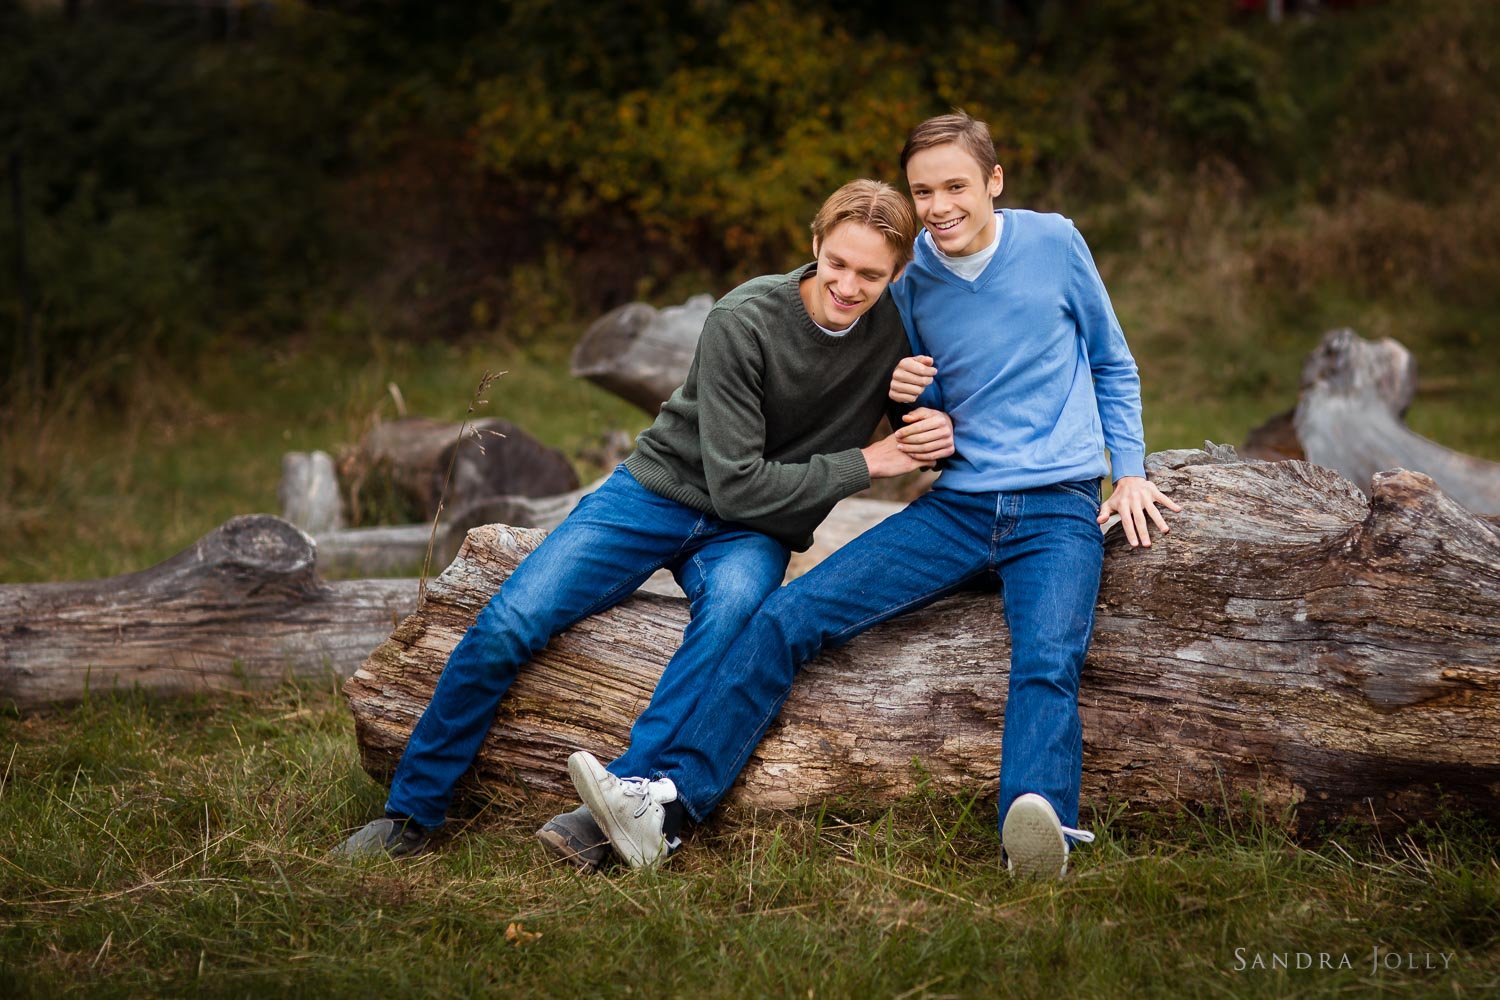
[417,368,505,607]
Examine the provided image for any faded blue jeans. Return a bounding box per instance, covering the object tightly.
[385,466,790,830]
[652,482,1104,833]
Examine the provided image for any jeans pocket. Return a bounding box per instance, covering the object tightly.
[1054,479,1101,505]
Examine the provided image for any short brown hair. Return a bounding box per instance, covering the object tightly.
[900,111,997,175]
[810,179,919,269]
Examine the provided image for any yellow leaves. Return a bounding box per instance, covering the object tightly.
[504,922,542,946]
[467,0,1054,269]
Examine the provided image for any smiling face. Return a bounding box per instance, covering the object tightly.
[905,141,1004,258]
[800,221,904,331]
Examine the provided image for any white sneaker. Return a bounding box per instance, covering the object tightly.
[1001,793,1095,879]
[567,751,681,869]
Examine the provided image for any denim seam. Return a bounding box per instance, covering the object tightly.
[575,553,677,620]
[826,576,980,646]
[989,493,1020,564]
[702,675,798,821]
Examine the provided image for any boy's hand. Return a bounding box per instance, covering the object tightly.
[860,432,923,479]
[1098,475,1181,548]
[895,407,954,466]
[890,355,937,403]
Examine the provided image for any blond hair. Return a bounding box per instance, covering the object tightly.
[810,179,919,269]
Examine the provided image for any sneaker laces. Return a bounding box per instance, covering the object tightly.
[1062,825,1095,846]
[613,776,651,817]
[614,775,671,820]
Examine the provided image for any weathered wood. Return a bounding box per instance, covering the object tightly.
[345,447,1500,827]
[279,450,345,533]
[342,417,579,523]
[1292,328,1500,513]
[308,481,603,579]
[311,524,462,578]
[0,516,418,711]
[570,294,713,414]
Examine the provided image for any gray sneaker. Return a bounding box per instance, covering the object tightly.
[330,817,430,859]
[535,804,610,872]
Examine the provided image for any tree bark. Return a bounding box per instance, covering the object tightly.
[1289,328,1500,513]
[0,516,418,712]
[344,448,1500,827]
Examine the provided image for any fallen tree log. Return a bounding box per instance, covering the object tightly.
[1240,328,1500,514]
[570,294,713,415]
[345,447,1500,827]
[340,417,579,524]
[309,483,603,578]
[0,516,418,711]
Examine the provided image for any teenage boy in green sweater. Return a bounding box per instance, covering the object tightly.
[332,179,954,867]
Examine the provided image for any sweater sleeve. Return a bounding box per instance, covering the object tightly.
[1067,225,1146,480]
[696,314,871,526]
[892,275,944,412]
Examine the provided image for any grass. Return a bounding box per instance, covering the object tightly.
[0,331,649,584]
[0,684,1494,996]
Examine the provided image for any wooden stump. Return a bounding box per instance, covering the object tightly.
[279,450,344,533]
[344,447,1500,827]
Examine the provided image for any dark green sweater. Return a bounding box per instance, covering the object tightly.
[625,263,911,551]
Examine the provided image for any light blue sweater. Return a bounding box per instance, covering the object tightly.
[891,209,1146,492]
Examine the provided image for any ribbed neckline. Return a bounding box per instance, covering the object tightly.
[787,263,879,346]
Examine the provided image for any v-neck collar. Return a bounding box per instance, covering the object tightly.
[917,209,1013,293]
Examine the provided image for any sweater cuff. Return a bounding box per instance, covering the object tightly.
[1110,451,1147,481]
[831,448,872,497]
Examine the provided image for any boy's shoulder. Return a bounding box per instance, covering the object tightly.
[713,267,802,317]
[1005,208,1077,244]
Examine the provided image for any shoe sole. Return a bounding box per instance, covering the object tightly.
[1002,796,1067,879]
[567,752,664,869]
[535,824,603,872]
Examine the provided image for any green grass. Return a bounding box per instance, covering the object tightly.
[0,332,649,584]
[0,685,1495,996]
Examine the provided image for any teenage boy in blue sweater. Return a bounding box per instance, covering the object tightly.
[570,112,1179,878]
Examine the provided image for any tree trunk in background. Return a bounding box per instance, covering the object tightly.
[1240,328,1500,514]
[344,447,1500,828]
[0,516,417,711]
[570,295,713,415]
[339,417,578,525]
[9,148,37,394]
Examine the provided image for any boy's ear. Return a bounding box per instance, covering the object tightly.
[811,236,822,258]
[989,164,1004,199]
[892,262,908,284]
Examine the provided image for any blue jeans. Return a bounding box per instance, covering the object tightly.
[385,466,790,830]
[652,482,1104,832]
